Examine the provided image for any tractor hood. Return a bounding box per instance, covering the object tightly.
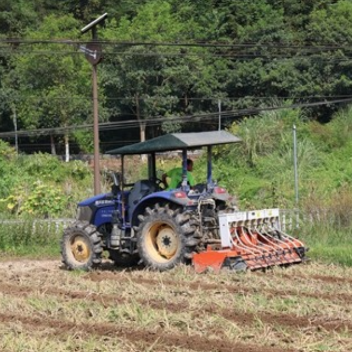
[78,192,115,207]
[107,131,241,155]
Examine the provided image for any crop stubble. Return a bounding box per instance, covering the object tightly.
[0,259,351,352]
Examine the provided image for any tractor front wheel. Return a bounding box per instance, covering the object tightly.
[136,204,199,271]
[61,221,103,270]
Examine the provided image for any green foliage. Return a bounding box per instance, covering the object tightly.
[3,0,352,150]
[72,130,94,153]
[15,152,89,182]
[0,139,16,157]
[5,14,95,153]
[323,105,352,149]
[301,216,352,267]
[0,141,18,197]
[0,141,92,218]
[208,103,352,212]
[0,218,62,256]
[0,181,68,217]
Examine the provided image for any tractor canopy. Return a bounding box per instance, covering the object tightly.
[107,130,241,190]
[107,130,241,155]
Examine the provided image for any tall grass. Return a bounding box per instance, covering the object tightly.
[0,219,64,258]
[300,223,352,267]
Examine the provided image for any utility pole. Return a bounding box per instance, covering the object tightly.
[80,13,107,195]
[12,106,18,154]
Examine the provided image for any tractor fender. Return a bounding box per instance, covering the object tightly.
[131,191,193,227]
[209,187,234,203]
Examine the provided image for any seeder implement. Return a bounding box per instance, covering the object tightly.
[192,209,307,273]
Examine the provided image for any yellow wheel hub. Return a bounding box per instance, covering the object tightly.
[145,223,180,263]
[70,236,91,263]
[156,227,178,259]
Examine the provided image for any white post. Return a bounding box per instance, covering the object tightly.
[218,99,221,131]
[293,125,299,228]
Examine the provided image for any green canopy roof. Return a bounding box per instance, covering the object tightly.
[107,131,241,155]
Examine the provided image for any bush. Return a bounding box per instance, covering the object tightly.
[0,142,92,218]
[0,181,69,217]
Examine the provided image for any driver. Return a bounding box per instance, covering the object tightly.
[162,158,195,190]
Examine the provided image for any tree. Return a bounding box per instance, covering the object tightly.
[101,0,236,141]
[8,14,96,158]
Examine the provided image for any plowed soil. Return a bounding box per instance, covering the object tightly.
[0,259,351,352]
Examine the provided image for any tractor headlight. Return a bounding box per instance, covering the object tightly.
[76,206,92,222]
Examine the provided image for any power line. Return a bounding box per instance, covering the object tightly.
[1,97,351,139]
[4,94,352,102]
[1,47,352,61]
[2,38,352,51]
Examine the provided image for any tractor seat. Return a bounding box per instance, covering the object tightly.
[128,180,157,211]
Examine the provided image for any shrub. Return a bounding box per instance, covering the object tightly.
[0,181,69,218]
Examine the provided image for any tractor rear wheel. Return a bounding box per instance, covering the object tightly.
[61,221,103,270]
[136,204,199,271]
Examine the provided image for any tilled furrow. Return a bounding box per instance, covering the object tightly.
[0,311,295,352]
[0,282,351,334]
[86,271,352,304]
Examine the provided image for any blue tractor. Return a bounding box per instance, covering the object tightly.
[60,131,241,271]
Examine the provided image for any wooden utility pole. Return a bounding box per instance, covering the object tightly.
[80,13,107,195]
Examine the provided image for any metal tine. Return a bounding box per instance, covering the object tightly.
[228,216,273,265]
[234,222,277,267]
[254,223,288,251]
[239,224,269,256]
[247,217,279,252]
[246,218,287,259]
[247,227,289,265]
[245,210,282,251]
[227,217,262,255]
[228,211,303,268]
[263,224,300,252]
[271,223,305,247]
[261,219,295,251]
[261,220,302,263]
[251,217,299,264]
[247,210,300,263]
[240,220,261,247]
[247,225,290,266]
[230,228,270,268]
[244,224,280,264]
[231,225,261,256]
[232,226,258,255]
[255,227,293,261]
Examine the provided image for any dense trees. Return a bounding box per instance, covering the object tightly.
[0,0,352,154]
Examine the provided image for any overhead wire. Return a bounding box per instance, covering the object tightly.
[1,97,351,139]
[1,38,352,60]
[1,38,352,146]
[1,48,352,62]
[1,38,352,50]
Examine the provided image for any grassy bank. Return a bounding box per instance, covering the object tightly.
[0,219,65,259]
[301,224,352,267]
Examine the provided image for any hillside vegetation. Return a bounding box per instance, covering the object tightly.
[2,106,352,220]
[1,1,352,153]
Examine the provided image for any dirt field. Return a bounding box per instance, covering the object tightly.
[0,259,351,352]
